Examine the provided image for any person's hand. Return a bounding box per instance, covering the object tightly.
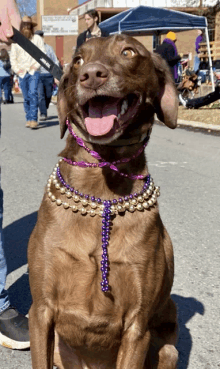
[0,0,21,43]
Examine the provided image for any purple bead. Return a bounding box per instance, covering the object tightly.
[124,196,129,201]
[66,185,70,189]
[102,220,106,224]
[112,199,118,204]
[129,194,133,199]
[118,198,123,203]
[85,195,89,200]
[102,237,106,242]
[100,267,104,271]
[70,187,74,192]
[102,226,106,230]
[103,200,108,206]
[91,196,95,201]
[79,193,84,197]
[134,192,138,197]
[97,198,101,203]
[107,200,111,205]
[103,249,107,255]
[75,190,79,195]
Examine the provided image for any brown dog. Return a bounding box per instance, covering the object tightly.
[28,34,179,368]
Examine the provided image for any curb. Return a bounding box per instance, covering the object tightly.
[177,119,220,131]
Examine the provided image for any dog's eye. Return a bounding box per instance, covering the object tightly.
[73,57,84,68]
[121,48,136,58]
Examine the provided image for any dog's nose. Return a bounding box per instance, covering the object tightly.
[79,63,109,89]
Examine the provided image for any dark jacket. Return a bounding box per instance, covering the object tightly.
[155,41,181,80]
[76,28,109,52]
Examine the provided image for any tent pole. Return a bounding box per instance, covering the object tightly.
[205,27,215,91]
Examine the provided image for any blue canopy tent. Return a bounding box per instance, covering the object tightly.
[99,6,214,89]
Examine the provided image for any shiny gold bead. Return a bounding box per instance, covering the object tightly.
[137,203,143,211]
[63,202,69,209]
[48,192,52,198]
[66,191,72,198]
[50,175,54,179]
[129,205,135,212]
[55,183,60,189]
[100,204,104,210]
[51,195,56,202]
[137,196,144,203]
[143,192,149,199]
[91,202,97,209]
[117,205,125,212]
[53,179,58,184]
[81,207,87,215]
[56,199,62,206]
[81,199,88,206]
[72,205,78,212]
[143,202,149,209]
[110,205,116,211]
[146,189,151,195]
[73,195,80,202]
[148,200,153,207]
[148,186,153,191]
[99,211,104,217]
[60,187,65,194]
[131,199,137,205]
[59,158,62,163]
[90,209,96,217]
[124,202,130,209]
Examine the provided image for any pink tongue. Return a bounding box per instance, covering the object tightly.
[85,99,118,136]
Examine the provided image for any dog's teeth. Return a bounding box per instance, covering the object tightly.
[120,99,128,116]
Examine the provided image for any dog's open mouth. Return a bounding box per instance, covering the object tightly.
[80,94,141,137]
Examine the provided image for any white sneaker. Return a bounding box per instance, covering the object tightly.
[178,93,187,107]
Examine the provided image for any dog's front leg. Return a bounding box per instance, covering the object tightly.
[116,325,151,369]
[29,304,55,369]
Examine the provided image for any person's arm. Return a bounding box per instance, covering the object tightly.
[0,0,21,43]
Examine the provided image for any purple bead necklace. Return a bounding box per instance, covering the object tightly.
[47,119,157,293]
[65,118,150,180]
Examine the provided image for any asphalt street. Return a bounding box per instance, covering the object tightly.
[1,95,220,368]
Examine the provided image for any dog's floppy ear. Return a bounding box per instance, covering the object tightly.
[151,52,179,129]
[57,70,70,139]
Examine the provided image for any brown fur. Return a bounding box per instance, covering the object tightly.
[177,72,199,94]
[28,34,179,369]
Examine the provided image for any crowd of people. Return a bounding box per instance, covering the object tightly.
[0,15,60,129]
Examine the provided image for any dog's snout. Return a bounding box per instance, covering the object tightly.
[80,63,109,89]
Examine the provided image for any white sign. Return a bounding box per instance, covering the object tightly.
[42,15,78,36]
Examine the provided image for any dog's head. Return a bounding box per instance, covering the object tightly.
[177,73,198,91]
[58,34,178,144]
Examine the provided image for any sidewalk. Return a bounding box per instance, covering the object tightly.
[177,118,220,131]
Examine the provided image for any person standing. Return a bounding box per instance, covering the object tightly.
[155,31,183,83]
[0,0,30,349]
[193,29,204,73]
[76,9,109,52]
[10,15,45,129]
[34,29,59,121]
[0,48,14,104]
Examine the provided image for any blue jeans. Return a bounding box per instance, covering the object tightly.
[193,55,201,73]
[0,76,12,101]
[38,74,54,116]
[19,72,40,122]
[0,101,10,313]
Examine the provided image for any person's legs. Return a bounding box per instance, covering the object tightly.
[193,55,200,73]
[2,76,11,102]
[44,74,54,110]
[0,98,30,350]
[38,75,47,117]
[19,74,31,122]
[28,71,40,123]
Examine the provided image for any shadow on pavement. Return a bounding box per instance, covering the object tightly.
[171,294,205,369]
[38,119,59,129]
[3,212,37,275]
[3,212,38,314]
